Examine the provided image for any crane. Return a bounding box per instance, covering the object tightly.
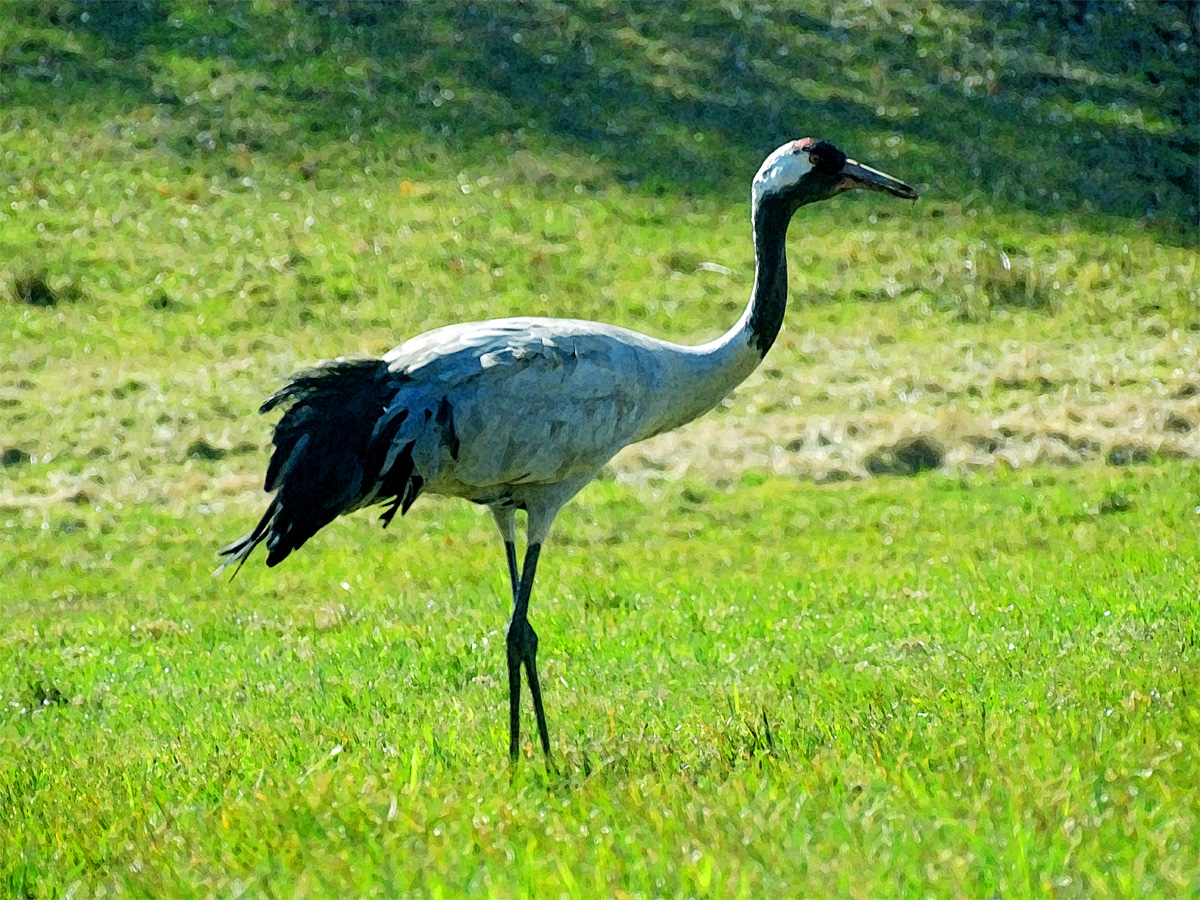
[218,138,918,762]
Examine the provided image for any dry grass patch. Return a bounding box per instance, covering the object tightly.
[613,390,1200,485]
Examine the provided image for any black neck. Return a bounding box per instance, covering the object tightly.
[747,198,792,358]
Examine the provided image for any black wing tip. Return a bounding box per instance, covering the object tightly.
[213,534,254,579]
[379,498,401,528]
[214,497,283,578]
[401,475,424,515]
[260,358,393,415]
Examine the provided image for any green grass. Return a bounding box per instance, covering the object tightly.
[3,467,1199,896]
[1,1,1198,896]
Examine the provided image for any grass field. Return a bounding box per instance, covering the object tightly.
[2,1,1198,896]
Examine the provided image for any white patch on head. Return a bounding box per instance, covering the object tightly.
[751,140,814,209]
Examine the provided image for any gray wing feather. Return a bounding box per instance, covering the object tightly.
[379,318,678,494]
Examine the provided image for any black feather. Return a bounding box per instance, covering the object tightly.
[379,496,402,528]
[401,475,424,515]
[377,439,415,528]
[436,396,459,460]
[363,408,408,489]
[261,359,397,492]
[220,358,408,571]
[217,356,459,570]
[216,496,282,576]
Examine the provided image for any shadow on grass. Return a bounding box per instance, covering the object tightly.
[2,0,1196,240]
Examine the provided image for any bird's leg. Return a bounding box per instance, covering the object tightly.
[491,506,520,602]
[507,542,551,761]
[523,618,552,760]
[492,507,527,759]
[508,541,553,759]
[503,540,520,602]
[506,625,523,762]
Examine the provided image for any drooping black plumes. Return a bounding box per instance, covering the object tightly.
[218,358,407,572]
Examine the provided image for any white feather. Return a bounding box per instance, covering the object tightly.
[751,141,813,209]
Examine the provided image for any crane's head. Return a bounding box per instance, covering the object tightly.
[752,138,918,213]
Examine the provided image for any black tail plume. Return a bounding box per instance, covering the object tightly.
[217,358,405,574]
[215,496,281,577]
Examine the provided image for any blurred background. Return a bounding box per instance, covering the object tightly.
[5,1,1197,222]
[1,0,1196,496]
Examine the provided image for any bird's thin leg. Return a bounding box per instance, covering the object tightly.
[491,506,527,759]
[508,542,551,761]
[524,624,551,759]
[519,545,551,759]
[503,540,520,602]
[507,627,523,762]
[491,506,520,602]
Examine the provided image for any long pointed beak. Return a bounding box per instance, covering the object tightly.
[839,158,919,200]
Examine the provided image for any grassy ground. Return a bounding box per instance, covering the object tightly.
[1,1,1198,897]
[2,467,1199,896]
